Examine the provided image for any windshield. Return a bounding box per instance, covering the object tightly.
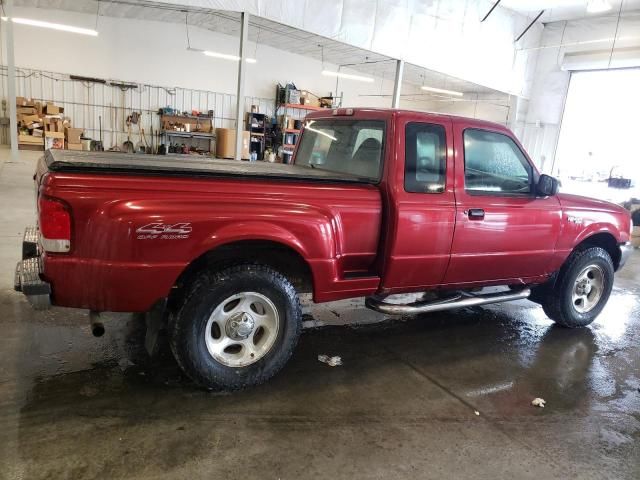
[294,119,385,181]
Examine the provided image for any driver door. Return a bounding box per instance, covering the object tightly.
[442,123,562,285]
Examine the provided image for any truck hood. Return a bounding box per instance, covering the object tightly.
[557,193,627,215]
[557,193,632,244]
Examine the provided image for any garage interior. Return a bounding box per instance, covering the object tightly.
[0,0,639,478]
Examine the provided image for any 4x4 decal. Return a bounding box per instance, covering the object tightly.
[136,223,192,239]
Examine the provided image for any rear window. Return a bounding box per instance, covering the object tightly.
[295,119,385,181]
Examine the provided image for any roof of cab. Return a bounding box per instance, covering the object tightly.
[305,107,510,133]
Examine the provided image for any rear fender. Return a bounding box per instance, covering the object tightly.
[191,220,323,261]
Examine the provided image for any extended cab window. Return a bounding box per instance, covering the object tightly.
[464,129,532,195]
[405,123,446,193]
[296,119,385,181]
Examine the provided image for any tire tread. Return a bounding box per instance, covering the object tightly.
[169,263,301,390]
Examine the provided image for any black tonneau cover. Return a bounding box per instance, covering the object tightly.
[44,150,375,184]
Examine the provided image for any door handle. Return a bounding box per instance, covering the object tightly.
[466,208,485,220]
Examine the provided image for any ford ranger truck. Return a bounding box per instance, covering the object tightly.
[15,108,633,390]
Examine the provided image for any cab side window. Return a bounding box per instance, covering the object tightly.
[405,123,447,193]
[464,129,532,195]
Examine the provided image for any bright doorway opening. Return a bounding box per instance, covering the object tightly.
[555,68,640,203]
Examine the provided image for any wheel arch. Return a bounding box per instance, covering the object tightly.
[168,239,314,311]
[574,232,621,270]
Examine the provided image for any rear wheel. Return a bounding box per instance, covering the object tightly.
[169,264,302,390]
[539,247,614,328]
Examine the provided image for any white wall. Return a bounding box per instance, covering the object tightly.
[4,6,423,109]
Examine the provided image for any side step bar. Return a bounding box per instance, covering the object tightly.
[365,288,531,315]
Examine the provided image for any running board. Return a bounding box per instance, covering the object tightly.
[365,288,531,315]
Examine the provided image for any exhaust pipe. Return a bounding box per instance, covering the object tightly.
[365,288,531,315]
[89,311,105,337]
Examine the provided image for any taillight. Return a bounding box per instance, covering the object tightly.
[38,195,71,253]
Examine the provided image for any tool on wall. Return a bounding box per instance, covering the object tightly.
[94,115,104,151]
[123,112,134,153]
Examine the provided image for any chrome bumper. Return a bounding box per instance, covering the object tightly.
[14,226,51,310]
[618,242,633,271]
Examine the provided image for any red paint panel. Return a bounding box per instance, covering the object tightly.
[380,112,457,291]
[40,172,382,311]
[443,119,563,284]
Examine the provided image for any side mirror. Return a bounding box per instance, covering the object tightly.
[536,174,559,197]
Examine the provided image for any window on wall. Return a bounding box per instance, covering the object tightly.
[464,129,532,195]
[404,123,447,193]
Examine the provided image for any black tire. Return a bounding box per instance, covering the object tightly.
[539,247,614,328]
[169,264,302,390]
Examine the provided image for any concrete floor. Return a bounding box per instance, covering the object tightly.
[1,149,639,480]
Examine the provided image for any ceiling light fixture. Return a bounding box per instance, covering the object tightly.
[321,70,374,83]
[420,85,464,97]
[586,0,612,13]
[200,50,256,63]
[1,17,98,36]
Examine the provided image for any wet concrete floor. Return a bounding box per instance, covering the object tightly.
[1,150,639,479]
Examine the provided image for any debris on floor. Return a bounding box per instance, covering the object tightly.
[531,397,546,408]
[318,354,342,367]
[474,410,480,416]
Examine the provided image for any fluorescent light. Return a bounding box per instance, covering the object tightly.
[587,0,612,13]
[202,50,256,63]
[321,70,374,83]
[420,85,464,97]
[1,17,98,36]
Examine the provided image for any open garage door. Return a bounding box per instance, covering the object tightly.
[555,68,640,203]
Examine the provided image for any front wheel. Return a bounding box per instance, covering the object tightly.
[169,264,302,390]
[539,247,614,328]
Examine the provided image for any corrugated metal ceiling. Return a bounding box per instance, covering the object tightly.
[13,0,505,95]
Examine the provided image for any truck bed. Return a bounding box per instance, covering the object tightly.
[44,150,375,184]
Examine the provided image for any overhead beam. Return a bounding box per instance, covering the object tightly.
[515,10,545,43]
[481,0,501,22]
[234,11,248,161]
[4,0,18,161]
[391,59,404,108]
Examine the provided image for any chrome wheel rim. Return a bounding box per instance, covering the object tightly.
[204,292,280,367]
[572,265,605,314]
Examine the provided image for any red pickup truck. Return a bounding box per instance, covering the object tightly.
[15,108,632,389]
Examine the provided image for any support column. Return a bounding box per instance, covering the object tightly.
[234,11,248,161]
[391,59,404,108]
[5,0,18,161]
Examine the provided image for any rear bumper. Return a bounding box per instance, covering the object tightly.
[618,242,633,270]
[14,227,52,310]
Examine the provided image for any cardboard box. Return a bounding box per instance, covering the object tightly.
[44,103,64,115]
[66,142,83,151]
[32,129,43,137]
[300,90,320,107]
[45,131,65,139]
[20,114,41,125]
[45,132,65,150]
[16,96,27,106]
[632,226,640,248]
[18,134,44,145]
[215,128,249,159]
[44,117,65,132]
[65,127,83,144]
[17,107,36,115]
